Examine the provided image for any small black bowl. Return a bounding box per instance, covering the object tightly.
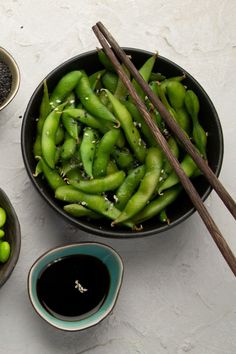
[0,189,21,288]
[21,48,223,238]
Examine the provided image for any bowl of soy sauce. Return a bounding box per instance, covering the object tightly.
[28,242,123,331]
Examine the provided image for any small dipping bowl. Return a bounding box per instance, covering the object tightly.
[28,242,124,331]
[0,47,20,111]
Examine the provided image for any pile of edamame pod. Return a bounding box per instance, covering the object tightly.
[33,50,207,230]
[0,207,10,263]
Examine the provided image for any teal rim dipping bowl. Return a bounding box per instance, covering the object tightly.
[28,242,124,331]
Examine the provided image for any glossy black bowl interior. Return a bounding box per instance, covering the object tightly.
[21,49,223,238]
[0,189,21,288]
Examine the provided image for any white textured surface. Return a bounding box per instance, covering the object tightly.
[0,1,236,353]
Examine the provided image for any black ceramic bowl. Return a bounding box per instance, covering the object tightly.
[0,189,21,288]
[21,48,223,238]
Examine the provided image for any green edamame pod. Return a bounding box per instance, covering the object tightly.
[55,125,65,145]
[175,107,191,136]
[38,158,65,190]
[112,147,134,170]
[185,90,207,159]
[55,185,134,228]
[115,165,146,210]
[97,49,114,71]
[160,74,186,91]
[33,80,51,157]
[124,101,156,146]
[75,73,118,125]
[89,70,105,91]
[102,72,118,93]
[133,186,182,224]
[130,54,157,101]
[41,103,66,168]
[0,241,11,263]
[158,154,197,193]
[69,171,126,194]
[159,209,170,224]
[149,72,166,81]
[93,128,121,178]
[61,133,77,161]
[113,147,163,224]
[162,136,179,177]
[166,81,186,109]
[64,204,100,219]
[59,157,81,177]
[114,64,130,101]
[106,160,118,175]
[33,160,43,177]
[61,92,79,141]
[105,90,147,162]
[80,128,97,178]
[0,207,6,228]
[50,71,82,108]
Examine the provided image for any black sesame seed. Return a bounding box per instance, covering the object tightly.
[0,60,12,106]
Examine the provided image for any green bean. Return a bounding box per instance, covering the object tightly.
[80,128,97,178]
[113,147,163,224]
[102,72,118,93]
[93,128,121,178]
[61,133,77,161]
[185,90,207,159]
[133,186,182,224]
[41,103,66,168]
[115,165,146,210]
[38,158,65,190]
[75,73,118,125]
[158,154,197,193]
[50,71,82,108]
[55,185,134,228]
[64,204,101,219]
[105,89,147,162]
[69,171,125,194]
[0,241,10,263]
[0,207,6,228]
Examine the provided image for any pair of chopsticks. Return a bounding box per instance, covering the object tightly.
[92,22,236,276]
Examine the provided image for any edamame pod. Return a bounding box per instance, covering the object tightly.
[64,204,101,219]
[80,128,97,178]
[0,207,7,228]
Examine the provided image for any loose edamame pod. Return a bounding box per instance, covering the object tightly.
[112,147,134,170]
[105,89,147,162]
[61,92,79,141]
[115,165,146,210]
[89,69,105,91]
[41,103,66,168]
[75,73,119,125]
[37,158,65,190]
[69,171,125,194]
[101,71,118,93]
[50,71,82,108]
[55,125,65,145]
[185,90,207,159]
[0,207,7,228]
[60,133,77,161]
[55,185,134,228]
[133,186,182,224]
[93,128,121,178]
[80,128,97,178]
[113,147,163,224]
[162,136,179,177]
[97,49,114,71]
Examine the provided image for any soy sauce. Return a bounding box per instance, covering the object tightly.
[36,255,110,321]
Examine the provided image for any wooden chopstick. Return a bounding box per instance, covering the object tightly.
[92,23,236,276]
[96,21,236,221]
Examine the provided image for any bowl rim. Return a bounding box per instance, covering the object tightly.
[21,48,224,238]
[0,47,20,110]
[0,188,21,288]
[27,241,124,331]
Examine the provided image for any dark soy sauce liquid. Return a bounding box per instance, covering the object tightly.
[37,255,110,321]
